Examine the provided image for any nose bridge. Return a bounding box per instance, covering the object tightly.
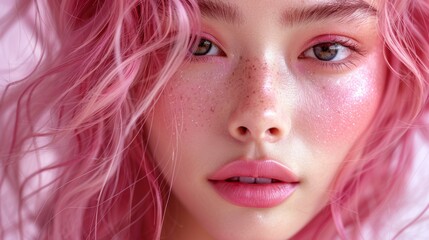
[228,55,290,143]
[240,58,277,109]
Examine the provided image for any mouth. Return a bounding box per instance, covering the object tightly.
[208,160,299,208]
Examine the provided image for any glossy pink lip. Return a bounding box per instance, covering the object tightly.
[208,160,299,208]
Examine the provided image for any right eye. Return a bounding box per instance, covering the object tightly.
[191,38,225,56]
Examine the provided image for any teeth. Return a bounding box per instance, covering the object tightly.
[239,177,256,183]
[233,177,274,184]
[255,177,273,184]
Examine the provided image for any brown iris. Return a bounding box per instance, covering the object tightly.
[313,43,340,61]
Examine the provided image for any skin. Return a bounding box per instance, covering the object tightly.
[145,0,386,239]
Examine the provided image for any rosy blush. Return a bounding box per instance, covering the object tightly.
[297,56,386,145]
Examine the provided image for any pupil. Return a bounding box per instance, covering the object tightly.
[193,39,212,56]
[314,43,339,61]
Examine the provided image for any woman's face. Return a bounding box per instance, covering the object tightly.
[146,0,385,239]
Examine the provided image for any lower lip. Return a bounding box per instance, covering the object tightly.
[211,181,297,208]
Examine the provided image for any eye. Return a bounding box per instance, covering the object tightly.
[302,42,352,61]
[191,38,225,56]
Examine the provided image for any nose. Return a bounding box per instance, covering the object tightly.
[227,58,291,143]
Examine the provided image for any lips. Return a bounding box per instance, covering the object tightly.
[208,160,299,208]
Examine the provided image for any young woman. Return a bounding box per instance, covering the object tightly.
[1,0,429,239]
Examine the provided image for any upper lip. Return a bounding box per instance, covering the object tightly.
[208,159,299,183]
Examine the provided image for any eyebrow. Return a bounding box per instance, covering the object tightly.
[197,0,377,26]
[197,0,242,24]
[281,0,377,26]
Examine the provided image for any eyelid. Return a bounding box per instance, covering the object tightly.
[301,34,360,50]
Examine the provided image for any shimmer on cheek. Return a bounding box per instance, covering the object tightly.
[299,65,385,145]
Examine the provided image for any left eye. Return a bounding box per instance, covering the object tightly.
[191,38,224,56]
[302,42,352,61]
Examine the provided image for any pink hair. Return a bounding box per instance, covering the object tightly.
[1,0,199,239]
[1,0,429,239]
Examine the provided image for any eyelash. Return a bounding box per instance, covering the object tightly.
[189,36,364,71]
[298,38,364,72]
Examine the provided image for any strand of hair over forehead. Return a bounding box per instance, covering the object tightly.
[0,0,199,239]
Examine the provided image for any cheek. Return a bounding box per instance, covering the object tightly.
[299,67,385,145]
[155,73,221,131]
[146,66,229,176]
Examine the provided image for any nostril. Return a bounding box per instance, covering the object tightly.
[238,126,248,135]
[268,127,280,136]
